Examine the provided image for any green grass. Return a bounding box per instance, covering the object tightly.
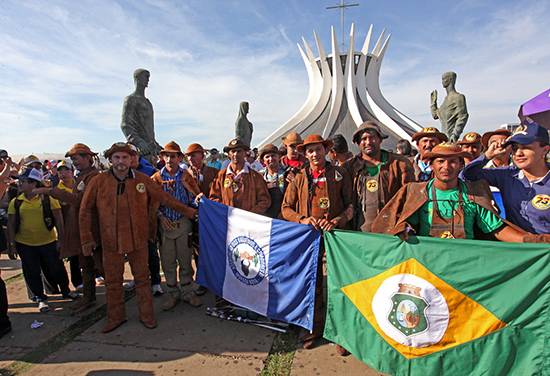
[260,330,299,376]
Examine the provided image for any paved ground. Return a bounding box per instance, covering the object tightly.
[0,253,382,376]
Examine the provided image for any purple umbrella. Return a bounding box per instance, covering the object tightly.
[518,88,550,130]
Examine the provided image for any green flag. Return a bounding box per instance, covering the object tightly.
[323,230,550,376]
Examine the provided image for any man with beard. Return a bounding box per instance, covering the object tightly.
[463,121,549,237]
[34,143,101,314]
[343,121,414,232]
[209,138,270,215]
[372,143,536,243]
[282,134,352,352]
[411,127,448,181]
[80,143,198,333]
[457,132,483,165]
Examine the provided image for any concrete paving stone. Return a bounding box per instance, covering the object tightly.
[291,342,384,376]
[0,254,22,280]
[80,291,275,358]
[2,278,82,356]
[3,260,274,375]
[24,341,267,376]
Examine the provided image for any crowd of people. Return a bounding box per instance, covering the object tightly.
[0,120,548,358]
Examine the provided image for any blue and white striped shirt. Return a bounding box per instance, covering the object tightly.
[159,167,195,221]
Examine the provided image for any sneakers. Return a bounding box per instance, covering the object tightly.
[95,276,105,286]
[161,294,179,311]
[38,300,50,313]
[152,284,164,297]
[123,280,136,291]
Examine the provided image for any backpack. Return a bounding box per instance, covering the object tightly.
[14,195,55,233]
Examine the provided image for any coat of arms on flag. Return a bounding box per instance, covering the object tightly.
[228,236,266,285]
[196,198,321,331]
[324,230,550,375]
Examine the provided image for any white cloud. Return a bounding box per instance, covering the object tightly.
[381,0,550,133]
[1,0,548,155]
[0,0,306,153]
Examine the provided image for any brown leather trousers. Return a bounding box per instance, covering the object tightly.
[103,247,155,325]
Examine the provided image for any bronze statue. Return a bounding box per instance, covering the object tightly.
[235,101,253,147]
[430,72,469,143]
[121,69,162,159]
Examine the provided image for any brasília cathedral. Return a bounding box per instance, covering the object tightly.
[259,24,422,149]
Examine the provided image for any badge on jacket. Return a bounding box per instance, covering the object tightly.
[366,179,378,192]
[531,194,550,210]
[319,197,330,209]
[224,178,231,189]
[136,183,146,193]
[76,181,86,192]
[335,170,343,182]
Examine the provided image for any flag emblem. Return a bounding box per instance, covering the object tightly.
[341,257,505,358]
[373,274,449,349]
[227,236,266,286]
[388,283,429,336]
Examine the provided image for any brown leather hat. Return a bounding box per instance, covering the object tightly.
[281,131,303,147]
[296,134,334,153]
[104,142,137,159]
[258,144,279,161]
[457,132,482,146]
[185,143,206,155]
[481,129,511,149]
[160,141,184,156]
[223,137,250,153]
[423,143,472,160]
[352,120,388,143]
[65,143,97,158]
[411,127,448,143]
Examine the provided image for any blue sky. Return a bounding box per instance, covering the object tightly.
[1,0,549,154]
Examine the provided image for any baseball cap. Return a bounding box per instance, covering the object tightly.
[18,168,44,183]
[503,121,549,147]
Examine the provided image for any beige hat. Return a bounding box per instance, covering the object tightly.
[281,132,304,147]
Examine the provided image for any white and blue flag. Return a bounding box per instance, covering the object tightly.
[197,198,320,331]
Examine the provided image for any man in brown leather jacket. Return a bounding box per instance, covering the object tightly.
[209,138,270,215]
[343,121,414,232]
[80,143,197,333]
[282,134,352,351]
[34,143,101,314]
[371,143,535,243]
